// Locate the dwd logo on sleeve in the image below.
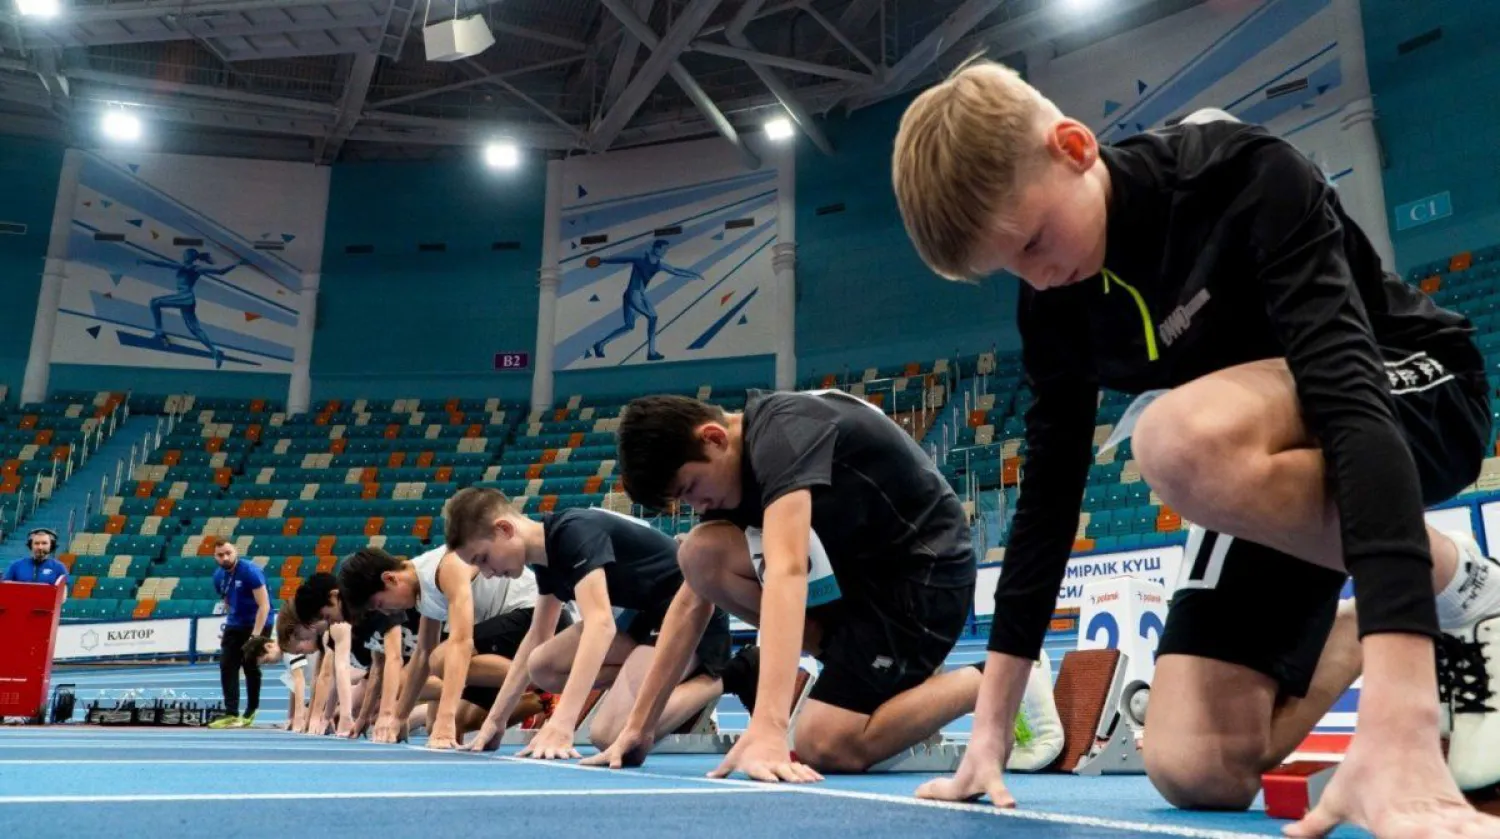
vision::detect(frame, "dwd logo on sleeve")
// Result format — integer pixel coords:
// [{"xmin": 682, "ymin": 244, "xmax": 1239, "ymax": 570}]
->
[{"xmin": 745, "ymin": 526, "xmax": 842, "ymax": 606}]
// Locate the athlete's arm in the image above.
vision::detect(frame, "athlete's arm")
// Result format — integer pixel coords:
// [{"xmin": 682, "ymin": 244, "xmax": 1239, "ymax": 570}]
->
[
  {"xmin": 468, "ymin": 595, "xmax": 565, "ymax": 751},
  {"xmin": 606, "ymin": 581, "xmax": 714, "ymax": 744},
  {"xmin": 752, "ymin": 489, "xmax": 813, "ymax": 737},
  {"xmin": 430, "ymin": 555, "xmax": 475, "ymax": 748},
  {"xmin": 249, "ymin": 585, "xmax": 270, "ymax": 638},
  {"xmin": 389, "ymin": 617, "xmax": 440, "ymax": 740},
  {"xmin": 662, "ymin": 263, "xmax": 703, "ymax": 280},
  {"xmin": 986, "ymin": 288, "xmax": 1100, "ymax": 661},
  {"xmin": 306, "ymin": 651, "xmax": 334, "ymax": 735},
  {"xmin": 1245, "ymin": 141, "xmax": 1438, "ymax": 707},
  {"xmin": 329, "ymin": 623, "xmax": 356, "ymax": 734},
  {"xmin": 548, "ymin": 571, "xmax": 614, "ymax": 737},
  {"xmin": 378, "ymin": 623, "xmax": 404, "ymax": 721}
]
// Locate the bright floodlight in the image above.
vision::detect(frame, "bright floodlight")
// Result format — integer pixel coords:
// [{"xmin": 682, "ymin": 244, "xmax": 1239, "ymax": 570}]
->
[
  {"xmin": 485, "ymin": 141, "xmax": 519, "ymax": 169},
  {"xmin": 16, "ymin": 0, "xmax": 60, "ymax": 18},
  {"xmin": 102, "ymin": 111, "xmax": 142, "ymax": 142},
  {"xmin": 764, "ymin": 116, "xmax": 794, "ymax": 141},
  {"xmin": 1065, "ymin": 0, "xmax": 1101, "ymax": 11}
]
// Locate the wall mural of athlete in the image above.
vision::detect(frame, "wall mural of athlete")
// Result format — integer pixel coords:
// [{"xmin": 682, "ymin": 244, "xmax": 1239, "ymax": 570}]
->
[
  {"xmin": 585, "ymin": 239, "xmax": 704, "ymax": 362},
  {"xmin": 136, "ymin": 247, "xmax": 248, "ymax": 369}
]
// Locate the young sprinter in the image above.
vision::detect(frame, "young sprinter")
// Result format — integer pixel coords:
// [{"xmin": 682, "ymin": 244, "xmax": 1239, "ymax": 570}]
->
[
  {"xmin": 608, "ymin": 388, "xmax": 986, "ymax": 782},
  {"xmin": 245, "ymin": 607, "xmax": 316, "ymax": 732},
  {"xmin": 890, "ymin": 59, "xmax": 1500, "ymax": 836},
  {"xmin": 210, "ymin": 540, "xmax": 273, "ymax": 728},
  {"xmin": 294, "ymin": 574, "xmax": 372, "ymax": 737},
  {"xmin": 292, "ymin": 571, "xmax": 514, "ymax": 740},
  {"xmin": 337, "ymin": 545, "xmax": 558, "ymax": 749},
  {"xmin": 442, "ymin": 488, "xmax": 732, "ymax": 757}
]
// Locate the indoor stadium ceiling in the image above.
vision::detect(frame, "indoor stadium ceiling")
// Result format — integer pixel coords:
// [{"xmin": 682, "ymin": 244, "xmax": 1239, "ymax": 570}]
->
[{"xmin": 0, "ymin": 0, "xmax": 1206, "ymax": 163}]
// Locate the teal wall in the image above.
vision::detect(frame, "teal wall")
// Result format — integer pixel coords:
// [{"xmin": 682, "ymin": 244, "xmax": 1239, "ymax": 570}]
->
[
  {"xmin": 1364, "ymin": 0, "xmax": 1500, "ymax": 271},
  {"xmin": 0, "ymin": 136, "xmax": 63, "ymax": 399},
  {"xmin": 310, "ymin": 155, "xmax": 545, "ymax": 401},
  {"xmin": 793, "ymin": 94, "xmax": 1018, "ymax": 383}
]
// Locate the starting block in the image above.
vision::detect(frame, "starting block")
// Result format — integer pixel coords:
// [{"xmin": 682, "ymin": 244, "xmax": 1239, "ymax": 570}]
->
[
  {"xmin": 1263, "ymin": 761, "xmax": 1500, "ymax": 821},
  {"xmin": 648, "ymin": 665, "xmax": 819, "ymax": 755},
  {"xmin": 1060, "ymin": 649, "xmax": 1149, "ymax": 776},
  {"xmin": 1262, "ymin": 761, "xmax": 1338, "ymax": 820},
  {"xmin": 501, "ymin": 687, "xmax": 607, "ymax": 747},
  {"xmin": 874, "ymin": 648, "xmax": 1147, "ymax": 775}
]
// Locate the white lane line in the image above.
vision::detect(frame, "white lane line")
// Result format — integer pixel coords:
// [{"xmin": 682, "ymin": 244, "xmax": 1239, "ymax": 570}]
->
[{"xmin": 0, "ymin": 788, "xmax": 779, "ymax": 805}]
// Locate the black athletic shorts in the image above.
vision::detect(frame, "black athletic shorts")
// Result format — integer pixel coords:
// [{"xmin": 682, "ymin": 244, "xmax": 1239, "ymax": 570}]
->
[
  {"xmin": 617, "ymin": 605, "xmax": 734, "ymax": 681},
  {"xmin": 807, "ymin": 577, "xmax": 973, "ymax": 716},
  {"xmin": 460, "ymin": 607, "xmax": 574, "ymax": 710},
  {"xmin": 1157, "ymin": 350, "xmax": 1492, "ymax": 696}
]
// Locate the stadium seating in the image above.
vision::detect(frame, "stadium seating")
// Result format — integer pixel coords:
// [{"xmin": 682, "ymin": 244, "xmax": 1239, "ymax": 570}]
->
[{"xmin": 53, "ymin": 244, "xmax": 1500, "ymax": 624}]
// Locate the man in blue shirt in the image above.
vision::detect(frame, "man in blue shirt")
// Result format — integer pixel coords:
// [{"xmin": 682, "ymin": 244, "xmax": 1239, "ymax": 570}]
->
[
  {"xmin": 2, "ymin": 528, "xmax": 69, "ymax": 596},
  {"xmin": 209, "ymin": 539, "xmax": 272, "ymax": 728}
]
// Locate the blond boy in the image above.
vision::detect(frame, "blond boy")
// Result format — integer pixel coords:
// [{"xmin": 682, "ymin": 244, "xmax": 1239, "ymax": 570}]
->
[{"xmin": 893, "ymin": 58, "xmax": 1500, "ymax": 837}]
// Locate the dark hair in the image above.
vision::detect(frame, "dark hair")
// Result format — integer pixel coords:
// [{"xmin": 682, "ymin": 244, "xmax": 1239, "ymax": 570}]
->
[
  {"xmin": 336, "ymin": 547, "xmax": 405, "ymax": 619},
  {"xmin": 617, "ymin": 395, "xmax": 724, "ymax": 510},
  {"xmin": 651, "ymin": 238, "xmax": 670, "ymax": 249},
  {"xmin": 444, "ymin": 487, "xmax": 517, "ymax": 549},
  {"xmin": 273, "ymin": 603, "xmax": 301, "ymax": 649},
  {"xmin": 293, "ymin": 572, "xmax": 338, "ymax": 624}
]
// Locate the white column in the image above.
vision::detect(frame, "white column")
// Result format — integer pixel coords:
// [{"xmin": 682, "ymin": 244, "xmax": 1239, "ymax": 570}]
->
[
  {"xmin": 530, "ymin": 158, "xmax": 565, "ymax": 410},
  {"xmin": 22, "ymin": 149, "xmax": 83, "ymax": 406},
  {"xmin": 286, "ymin": 272, "xmax": 319, "ymax": 416},
  {"xmin": 772, "ymin": 141, "xmax": 796, "ymax": 391},
  {"xmin": 1331, "ymin": 0, "xmax": 1397, "ymax": 270}
]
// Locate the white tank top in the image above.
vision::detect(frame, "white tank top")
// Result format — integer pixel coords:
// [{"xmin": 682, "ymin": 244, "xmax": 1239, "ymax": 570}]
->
[{"xmin": 412, "ymin": 544, "xmax": 539, "ymax": 625}]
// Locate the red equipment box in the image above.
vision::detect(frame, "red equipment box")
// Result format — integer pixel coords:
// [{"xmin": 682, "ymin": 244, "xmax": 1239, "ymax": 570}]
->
[{"xmin": 0, "ymin": 582, "xmax": 65, "ymax": 719}]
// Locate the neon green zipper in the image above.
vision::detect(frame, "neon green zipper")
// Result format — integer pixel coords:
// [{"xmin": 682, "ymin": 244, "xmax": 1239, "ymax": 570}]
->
[{"xmin": 1101, "ymin": 268, "xmax": 1159, "ymax": 361}]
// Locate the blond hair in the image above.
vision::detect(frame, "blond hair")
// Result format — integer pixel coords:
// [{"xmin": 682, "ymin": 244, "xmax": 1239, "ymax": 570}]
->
[
  {"xmin": 892, "ymin": 57, "xmax": 1051, "ymax": 282},
  {"xmin": 443, "ymin": 487, "xmax": 519, "ymax": 549}
]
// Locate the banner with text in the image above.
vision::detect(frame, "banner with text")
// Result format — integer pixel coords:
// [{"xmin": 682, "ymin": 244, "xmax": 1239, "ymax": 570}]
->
[{"xmin": 54, "ymin": 618, "xmax": 193, "ymax": 660}]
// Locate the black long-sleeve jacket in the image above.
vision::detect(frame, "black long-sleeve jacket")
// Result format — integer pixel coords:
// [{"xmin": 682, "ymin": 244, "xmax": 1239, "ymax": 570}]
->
[{"xmin": 988, "ymin": 119, "xmax": 1484, "ymax": 659}]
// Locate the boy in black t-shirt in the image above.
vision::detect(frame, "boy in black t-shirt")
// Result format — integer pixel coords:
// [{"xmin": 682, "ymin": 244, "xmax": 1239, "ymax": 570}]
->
[
  {"xmin": 610, "ymin": 389, "xmax": 984, "ymax": 782},
  {"xmin": 444, "ymin": 488, "xmax": 732, "ymax": 757}
]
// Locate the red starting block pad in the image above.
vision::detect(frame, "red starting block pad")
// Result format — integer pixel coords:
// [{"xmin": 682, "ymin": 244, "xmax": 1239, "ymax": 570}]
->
[
  {"xmin": 1265, "ymin": 761, "xmax": 1500, "ymax": 820},
  {"xmin": 1263, "ymin": 761, "xmax": 1339, "ymax": 820}
]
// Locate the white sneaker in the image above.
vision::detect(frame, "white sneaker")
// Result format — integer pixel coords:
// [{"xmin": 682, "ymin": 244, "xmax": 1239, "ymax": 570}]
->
[
  {"xmin": 1442, "ymin": 612, "xmax": 1500, "ymax": 791},
  {"xmin": 1006, "ymin": 650, "xmax": 1064, "ymax": 772}
]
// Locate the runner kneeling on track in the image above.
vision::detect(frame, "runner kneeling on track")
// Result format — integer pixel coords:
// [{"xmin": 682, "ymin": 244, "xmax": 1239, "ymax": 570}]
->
[{"xmin": 443, "ymin": 487, "xmax": 732, "ymax": 757}]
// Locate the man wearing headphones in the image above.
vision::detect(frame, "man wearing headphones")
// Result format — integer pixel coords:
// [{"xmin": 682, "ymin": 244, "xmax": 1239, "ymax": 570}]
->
[{"xmin": 3, "ymin": 528, "xmax": 68, "ymax": 596}]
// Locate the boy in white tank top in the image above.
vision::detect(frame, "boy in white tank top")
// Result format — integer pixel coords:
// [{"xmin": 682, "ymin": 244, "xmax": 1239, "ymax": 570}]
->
[{"xmin": 338, "ymin": 544, "xmax": 564, "ymax": 749}]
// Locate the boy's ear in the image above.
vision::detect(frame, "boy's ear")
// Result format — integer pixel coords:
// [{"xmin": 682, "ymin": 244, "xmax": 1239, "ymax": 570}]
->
[
  {"xmin": 380, "ymin": 569, "xmax": 398, "ymax": 589},
  {"xmin": 1048, "ymin": 119, "xmax": 1098, "ymax": 170},
  {"xmin": 495, "ymin": 517, "xmax": 515, "ymax": 539},
  {"xmin": 698, "ymin": 422, "xmax": 728, "ymax": 450}
]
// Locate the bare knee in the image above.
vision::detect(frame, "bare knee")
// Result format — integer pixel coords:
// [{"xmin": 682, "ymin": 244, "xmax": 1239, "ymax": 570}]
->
[
  {"xmin": 1144, "ymin": 736, "xmax": 1262, "ymax": 811},
  {"xmin": 588, "ymin": 715, "xmax": 621, "ymax": 750},
  {"xmin": 792, "ymin": 726, "xmax": 871, "ymax": 774},
  {"xmin": 429, "ymin": 642, "xmax": 449, "ymax": 678},
  {"xmin": 526, "ymin": 645, "xmax": 570, "ymax": 693},
  {"xmin": 678, "ymin": 521, "xmax": 747, "ymax": 591},
  {"xmin": 1133, "ymin": 398, "xmax": 1266, "ymax": 511}
]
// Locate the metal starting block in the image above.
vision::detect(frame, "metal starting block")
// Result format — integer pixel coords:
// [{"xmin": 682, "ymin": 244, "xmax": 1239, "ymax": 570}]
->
[
  {"xmin": 500, "ymin": 687, "xmax": 607, "ymax": 747},
  {"xmin": 871, "ymin": 741, "xmax": 970, "ymax": 772},
  {"xmin": 1055, "ymin": 648, "xmax": 1147, "ymax": 776},
  {"xmin": 866, "ymin": 648, "xmax": 1149, "ymax": 775}
]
